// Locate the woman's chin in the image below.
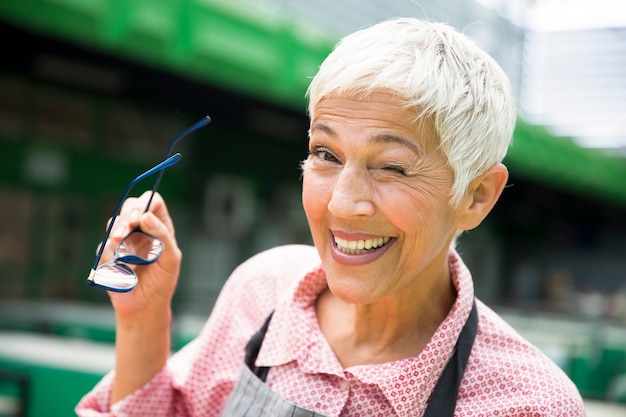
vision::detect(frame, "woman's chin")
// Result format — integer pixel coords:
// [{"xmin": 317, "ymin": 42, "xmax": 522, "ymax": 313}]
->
[{"xmin": 325, "ymin": 278, "xmax": 382, "ymax": 306}]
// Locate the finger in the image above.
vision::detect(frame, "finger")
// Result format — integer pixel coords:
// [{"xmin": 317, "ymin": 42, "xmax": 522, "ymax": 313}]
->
[
  {"xmin": 97, "ymin": 217, "xmax": 123, "ymax": 259},
  {"xmin": 139, "ymin": 211, "xmax": 181, "ymax": 270},
  {"xmin": 103, "ymin": 216, "xmax": 123, "ymax": 243},
  {"xmin": 109, "ymin": 197, "xmax": 144, "ymax": 240},
  {"xmin": 138, "ymin": 191, "xmax": 176, "ymax": 235},
  {"xmin": 94, "ymin": 236, "xmax": 117, "ymax": 267},
  {"xmin": 94, "ymin": 240, "xmax": 127, "ymax": 268}
]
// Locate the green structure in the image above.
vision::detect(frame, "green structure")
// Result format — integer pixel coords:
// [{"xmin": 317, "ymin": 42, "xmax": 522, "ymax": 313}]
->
[{"xmin": 2, "ymin": 0, "xmax": 625, "ymax": 205}]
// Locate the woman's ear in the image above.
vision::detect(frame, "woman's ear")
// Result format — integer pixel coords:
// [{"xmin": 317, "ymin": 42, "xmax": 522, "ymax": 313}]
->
[{"xmin": 455, "ymin": 163, "xmax": 509, "ymax": 231}]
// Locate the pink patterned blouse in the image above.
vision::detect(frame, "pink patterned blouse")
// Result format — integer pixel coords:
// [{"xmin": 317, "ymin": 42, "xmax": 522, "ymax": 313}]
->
[{"xmin": 76, "ymin": 244, "xmax": 585, "ymax": 416}]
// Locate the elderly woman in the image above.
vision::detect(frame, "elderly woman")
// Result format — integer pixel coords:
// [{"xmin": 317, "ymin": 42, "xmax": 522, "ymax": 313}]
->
[{"xmin": 77, "ymin": 17, "xmax": 584, "ymax": 416}]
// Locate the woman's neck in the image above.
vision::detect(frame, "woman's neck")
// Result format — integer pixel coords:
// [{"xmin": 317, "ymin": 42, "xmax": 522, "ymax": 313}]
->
[{"xmin": 316, "ymin": 267, "xmax": 457, "ymax": 368}]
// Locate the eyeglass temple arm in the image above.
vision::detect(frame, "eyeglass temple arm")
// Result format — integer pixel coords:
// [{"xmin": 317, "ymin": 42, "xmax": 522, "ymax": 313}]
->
[
  {"xmin": 144, "ymin": 115, "xmax": 211, "ymax": 213},
  {"xmin": 90, "ymin": 153, "xmax": 182, "ymax": 271}
]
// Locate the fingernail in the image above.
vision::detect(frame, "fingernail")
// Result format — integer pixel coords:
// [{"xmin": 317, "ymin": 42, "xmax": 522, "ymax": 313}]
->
[
  {"xmin": 112, "ymin": 225, "xmax": 126, "ymax": 238},
  {"xmin": 143, "ymin": 213, "xmax": 155, "ymax": 230},
  {"xmin": 129, "ymin": 209, "xmax": 140, "ymax": 222}
]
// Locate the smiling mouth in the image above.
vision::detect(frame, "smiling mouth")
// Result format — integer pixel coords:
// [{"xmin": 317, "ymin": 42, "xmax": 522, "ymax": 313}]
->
[{"xmin": 333, "ymin": 236, "xmax": 392, "ymax": 255}]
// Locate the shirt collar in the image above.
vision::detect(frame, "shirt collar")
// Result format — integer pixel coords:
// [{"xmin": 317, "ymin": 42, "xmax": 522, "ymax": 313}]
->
[
  {"xmin": 257, "ymin": 249, "xmax": 476, "ymax": 413},
  {"xmin": 257, "ymin": 265, "xmax": 345, "ymax": 375}
]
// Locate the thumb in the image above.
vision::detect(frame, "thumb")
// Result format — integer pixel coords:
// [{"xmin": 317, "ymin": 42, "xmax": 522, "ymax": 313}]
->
[
  {"xmin": 139, "ymin": 211, "xmax": 182, "ymax": 268},
  {"xmin": 140, "ymin": 210, "xmax": 159, "ymax": 236}
]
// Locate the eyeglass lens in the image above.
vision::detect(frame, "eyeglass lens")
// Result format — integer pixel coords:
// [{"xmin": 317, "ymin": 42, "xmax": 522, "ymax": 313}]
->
[
  {"xmin": 92, "ymin": 262, "xmax": 137, "ymax": 292},
  {"xmin": 92, "ymin": 231, "xmax": 164, "ymax": 290},
  {"xmin": 116, "ymin": 231, "xmax": 163, "ymax": 264}
]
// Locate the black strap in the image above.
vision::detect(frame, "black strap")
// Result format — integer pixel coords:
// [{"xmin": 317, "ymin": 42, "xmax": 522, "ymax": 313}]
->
[
  {"xmin": 244, "ymin": 312, "xmax": 273, "ymax": 382},
  {"xmin": 423, "ymin": 299, "xmax": 478, "ymax": 416}
]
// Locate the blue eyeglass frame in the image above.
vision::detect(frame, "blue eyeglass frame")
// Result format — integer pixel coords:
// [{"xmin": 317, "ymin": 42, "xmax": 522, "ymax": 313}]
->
[
  {"xmin": 86, "ymin": 153, "xmax": 182, "ymax": 288},
  {"xmin": 145, "ymin": 115, "xmax": 211, "ymax": 210},
  {"xmin": 86, "ymin": 114, "xmax": 212, "ymax": 291}
]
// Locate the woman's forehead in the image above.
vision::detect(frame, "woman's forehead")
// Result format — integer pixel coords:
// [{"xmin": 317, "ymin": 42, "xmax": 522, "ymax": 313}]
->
[{"xmin": 310, "ymin": 92, "xmax": 438, "ymax": 149}]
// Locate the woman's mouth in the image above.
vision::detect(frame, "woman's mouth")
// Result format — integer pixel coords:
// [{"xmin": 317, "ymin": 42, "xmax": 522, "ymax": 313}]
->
[{"xmin": 334, "ymin": 236, "xmax": 392, "ymax": 255}]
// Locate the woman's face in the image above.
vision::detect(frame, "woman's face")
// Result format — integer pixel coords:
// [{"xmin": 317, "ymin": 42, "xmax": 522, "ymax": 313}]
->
[{"xmin": 302, "ymin": 91, "xmax": 464, "ymax": 305}]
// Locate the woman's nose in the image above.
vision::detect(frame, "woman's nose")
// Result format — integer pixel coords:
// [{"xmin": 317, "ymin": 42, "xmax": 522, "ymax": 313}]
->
[{"xmin": 327, "ymin": 167, "xmax": 375, "ymax": 218}]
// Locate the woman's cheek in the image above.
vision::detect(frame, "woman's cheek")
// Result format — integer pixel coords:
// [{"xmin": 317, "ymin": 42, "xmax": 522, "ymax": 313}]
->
[
  {"xmin": 302, "ymin": 173, "xmax": 319, "ymax": 217},
  {"xmin": 302, "ymin": 172, "xmax": 331, "ymax": 219}
]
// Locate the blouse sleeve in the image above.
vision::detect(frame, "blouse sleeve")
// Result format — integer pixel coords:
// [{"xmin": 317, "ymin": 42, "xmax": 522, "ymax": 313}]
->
[
  {"xmin": 75, "ymin": 367, "xmax": 179, "ymax": 417},
  {"xmin": 75, "ymin": 244, "xmax": 316, "ymax": 417},
  {"xmin": 74, "ymin": 304, "xmax": 242, "ymax": 417}
]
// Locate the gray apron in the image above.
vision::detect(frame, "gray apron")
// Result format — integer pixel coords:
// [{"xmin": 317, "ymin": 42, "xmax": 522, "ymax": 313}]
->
[{"xmin": 221, "ymin": 300, "xmax": 478, "ymax": 417}]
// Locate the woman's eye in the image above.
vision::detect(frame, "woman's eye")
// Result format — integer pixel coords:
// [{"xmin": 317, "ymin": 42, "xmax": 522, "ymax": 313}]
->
[
  {"xmin": 382, "ymin": 165, "xmax": 407, "ymax": 176},
  {"xmin": 311, "ymin": 147, "xmax": 339, "ymax": 163}
]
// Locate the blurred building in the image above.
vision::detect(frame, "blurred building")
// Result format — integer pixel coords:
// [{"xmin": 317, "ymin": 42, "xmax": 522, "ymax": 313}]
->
[
  {"xmin": 0, "ymin": 0, "xmax": 624, "ymax": 316},
  {"xmin": 521, "ymin": 0, "xmax": 626, "ymax": 153},
  {"xmin": 0, "ymin": 0, "xmax": 622, "ymax": 318}
]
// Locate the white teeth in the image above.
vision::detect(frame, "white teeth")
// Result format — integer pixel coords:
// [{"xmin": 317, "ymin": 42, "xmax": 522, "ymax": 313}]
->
[{"xmin": 334, "ymin": 236, "xmax": 391, "ymax": 254}]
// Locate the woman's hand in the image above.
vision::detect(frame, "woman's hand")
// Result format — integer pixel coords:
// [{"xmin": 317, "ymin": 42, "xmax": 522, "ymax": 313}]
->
[{"xmin": 100, "ymin": 190, "xmax": 182, "ymax": 318}]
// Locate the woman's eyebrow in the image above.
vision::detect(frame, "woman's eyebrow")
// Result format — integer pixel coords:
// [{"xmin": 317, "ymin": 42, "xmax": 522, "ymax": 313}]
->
[
  {"xmin": 310, "ymin": 122, "xmax": 334, "ymax": 136},
  {"xmin": 310, "ymin": 123, "xmax": 423, "ymax": 155},
  {"xmin": 373, "ymin": 134, "xmax": 423, "ymax": 156}
]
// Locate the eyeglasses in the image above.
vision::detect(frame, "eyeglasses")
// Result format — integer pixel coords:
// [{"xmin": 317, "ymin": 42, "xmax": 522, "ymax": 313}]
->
[
  {"xmin": 86, "ymin": 153, "xmax": 181, "ymax": 291},
  {"xmin": 86, "ymin": 116, "xmax": 211, "ymax": 292}
]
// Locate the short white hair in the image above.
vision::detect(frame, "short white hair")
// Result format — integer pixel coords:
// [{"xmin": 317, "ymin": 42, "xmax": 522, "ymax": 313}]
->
[{"xmin": 307, "ymin": 17, "xmax": 516, "ymax": 208}]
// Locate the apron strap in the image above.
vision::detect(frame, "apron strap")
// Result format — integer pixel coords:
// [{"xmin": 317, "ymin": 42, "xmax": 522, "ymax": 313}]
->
[
  {"xmin": 423, "ymin": 298, "xmax": 478, "ymax": 416},
  {"xmin": 244, "ymin": 312, "xmax": 273, "ymax": 382}
]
